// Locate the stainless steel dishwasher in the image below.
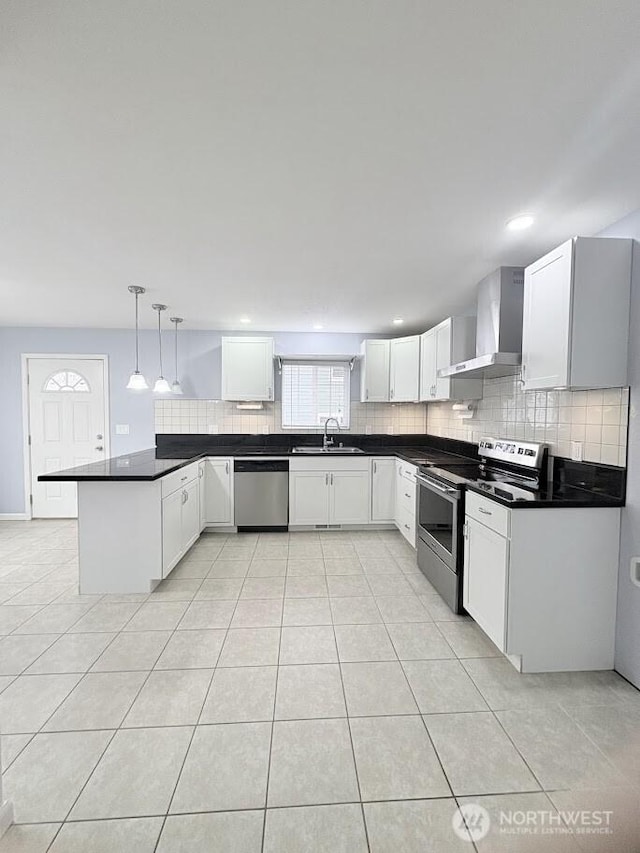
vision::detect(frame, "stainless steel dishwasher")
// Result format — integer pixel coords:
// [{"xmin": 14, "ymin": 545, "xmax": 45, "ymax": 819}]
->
[{"xmin": 234, "ymin": 458, "xmax": 289, "ymax": 531}]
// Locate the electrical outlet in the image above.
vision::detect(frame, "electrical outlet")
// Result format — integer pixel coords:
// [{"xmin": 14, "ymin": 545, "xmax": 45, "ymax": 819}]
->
[
  {"xmin": 115, "ymin": 424, "xmax": 129, "ymax": 435},
  {"xmin": 571, "ymin": 441, "xmax": 583, "ymax": 462},
  {"xmin": 208, "ymin": 425, "xmax": 219, "ymax": 434},
  {"xmin": 365, "ymin": 425, "xmax": 373, "ymax": 435}
]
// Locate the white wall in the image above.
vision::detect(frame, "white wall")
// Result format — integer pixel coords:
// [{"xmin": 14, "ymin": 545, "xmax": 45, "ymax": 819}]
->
[
  {"xmin": 597, "ymin": 211, "xmax": 640, "ymax": 687},
  {"xmin": 0, "ymin": 327, "xmax": 394, "ymax": 513}
]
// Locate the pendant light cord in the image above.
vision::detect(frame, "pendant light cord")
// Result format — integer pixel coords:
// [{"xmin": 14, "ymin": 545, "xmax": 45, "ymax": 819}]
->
[
  {"xmin": 174, "ymin": 322, "xmax": 179, "ymax": 383},
  {"xmin": 157, "ymin": 309, "xmax": 164, "ymax": 377},
  {"xmin": 134, "ymin": 292, "xmax": 140, "ymax": 372}
]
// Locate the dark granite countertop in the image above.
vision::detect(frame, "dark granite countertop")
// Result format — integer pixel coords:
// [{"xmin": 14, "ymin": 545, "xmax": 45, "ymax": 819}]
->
[
  {"xmin": 38, "ymin": 434, "xmax": 478, "ymax": 481},
  {"xmin": 38, "ymin": 449, "xmax": 206, "ymax": 482},
  {"xmin": 465, "ymin": 481, "xmax": 624, "ymax": 509},
  {"xmin": 39, "ymin": 435, "xmax": 625, "ymax": 509}
]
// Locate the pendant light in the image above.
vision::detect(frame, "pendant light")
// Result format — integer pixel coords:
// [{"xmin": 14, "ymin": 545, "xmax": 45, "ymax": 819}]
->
[
  {"xmin": 152, "ymin": 303, "xmax": 171, "ymax": 394},
  {"xmin": 126, "ymin": 286, "xmax": 149, "ymax": 390},
  {"xmin": 169, "ymin": 316, "xmax": 184, "ymax": 395}
]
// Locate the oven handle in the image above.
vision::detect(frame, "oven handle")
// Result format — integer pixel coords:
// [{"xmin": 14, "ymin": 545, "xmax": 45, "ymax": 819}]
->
[{"xmin": 416, "ymin": 474, "xmax": 458, "ymax": 497}]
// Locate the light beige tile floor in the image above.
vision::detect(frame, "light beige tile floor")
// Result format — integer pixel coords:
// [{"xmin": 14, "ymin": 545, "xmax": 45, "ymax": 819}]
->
[{"xmin": 0, "ymin": 519, "xmax": 639, "ymax": 851}]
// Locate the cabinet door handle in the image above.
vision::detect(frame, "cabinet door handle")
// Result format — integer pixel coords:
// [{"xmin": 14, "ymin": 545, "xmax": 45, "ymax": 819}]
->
[
  {"xmin": 478, "ymin": 508, "xmax": 492, "ymax": 516},
  {"xmin": 330, "ymin": 473, "xmax": 334, "ymax": 485},
  {"xmin": 390, "ymin": 388, "xmax": 394, "ymax": 399},
  {"xmin": 325, "ymin": 473, "xmax": 329, "ymax": 486},
  {"xmin": 404, "ymin": 524, "xmax": 410, "ymax": 530},
  {"xmin": 405, "ymin": 492, "xmax": 411, "ymax": 498},
  {"xmin": 268, "ymin": 386, "xmax": 272, "ymax": 398},
  {"xmin": 225, "ymin": 461, "xmax": 229, "ymax": 475},
  {"xmin": 373, "ymin": 461, "xmax": 377, "ymax": 474},
  {"xmin": 181, "ymin": 475, "xmax": 188, "ymax": 481},
  {"xmin": 366, "ymin": 388, "xmax": 369, "ymax": 400}
]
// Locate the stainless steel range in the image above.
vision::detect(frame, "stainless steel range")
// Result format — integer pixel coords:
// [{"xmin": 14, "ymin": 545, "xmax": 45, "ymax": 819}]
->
[{"xmin": 416, "ymin": 437, "xmax": 547, "ymax": 613}]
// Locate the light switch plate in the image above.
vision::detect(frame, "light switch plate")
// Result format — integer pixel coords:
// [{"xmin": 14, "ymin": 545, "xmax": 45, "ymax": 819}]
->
[
  {"xmin": 571, "ymin": 441, "xmax": 584, "ymax": 462},
  {"xmin": 115, "ymin": 424, "xmax": 129, "ymax": 435}
]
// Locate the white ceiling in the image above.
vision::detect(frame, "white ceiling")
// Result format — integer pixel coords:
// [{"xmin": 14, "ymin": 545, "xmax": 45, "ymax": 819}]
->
[{"xmin": 2, "ymin": 0, "xmax": 640, "ymax": 332}]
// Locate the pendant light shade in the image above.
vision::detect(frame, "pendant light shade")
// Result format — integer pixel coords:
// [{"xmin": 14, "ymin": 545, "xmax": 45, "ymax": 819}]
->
[
  {"xmin": 170, "ymin": 317, "xmax": 184, "ymax": 395},
  {"xmin": 126, "ymin": 286, "xmax": 148, "ymax": 390},
  {"xmin": 152, "ymin": 303, "xmax": 171, "ymax": 394}
]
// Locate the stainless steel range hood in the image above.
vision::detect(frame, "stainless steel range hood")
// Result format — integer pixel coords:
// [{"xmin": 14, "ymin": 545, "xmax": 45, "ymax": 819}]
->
[{"xmin": 439, "ymin": 266, "xmax": 524, "ymax": 380}]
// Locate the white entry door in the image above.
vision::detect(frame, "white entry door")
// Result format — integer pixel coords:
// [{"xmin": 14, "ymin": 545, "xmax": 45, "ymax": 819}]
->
[{"xmin": 27, "ymin": 357, "xmax": 108, "ymax": 518}]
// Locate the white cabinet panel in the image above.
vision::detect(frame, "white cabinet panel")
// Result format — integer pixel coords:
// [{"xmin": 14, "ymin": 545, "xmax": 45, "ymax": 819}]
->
[
  {"xmin": 463, "ymin": 516, "xmax": 509, "ymax": 652},
  {"xmin": 522, "ymin": 240, "xmax": 573, "ymax": 390},
  {"xmin": 371, "ymin": 458, "xmax": 395, "ymax": 523},
  {"xmin": 330, "ymin": 470, "xmax": 370, "ymax": 525},
  {"xmin": 420, "ymin": 318, "xmax": 481, "ymax": 402},
  {"xmin": 221, "ymin": 337, "xmax": 274, "ymax": 401},
  {"xmin": 162, "ymin": 489, "xmax": 184, "ymax": 576},
  {"xmin": 182, "ymin": 479, "xmax": 200, "ymax": 551},
  {"xmin": 198, "ymin": 461, "xmax": 206, "ymax": 531},
  {"xmin": 203, "ymin": 458, "xmax": 233, "ymax": 525},
  {"xmin": 522, "ymin": 237, "xmax": 632, "ymax": 390},
  {"xmin": 289, "ymin": 471, "xmax": 330, "ymax": 525},
  {"xmin": 419, "ymin": 328, "xmax": 438, "ymax": 401},
  {"xmin": 360, "ymin": 340, "xmax": 390, "ymax": 402},
  {"xmin": 389, "ymin": 335, "xmax": 420, "ymax": 402}
]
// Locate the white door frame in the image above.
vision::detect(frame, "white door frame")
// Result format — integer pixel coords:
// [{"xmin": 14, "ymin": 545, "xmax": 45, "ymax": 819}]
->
[{"xmin": 21, "ymin": 354, "xmax": 111, "ymax": 520}]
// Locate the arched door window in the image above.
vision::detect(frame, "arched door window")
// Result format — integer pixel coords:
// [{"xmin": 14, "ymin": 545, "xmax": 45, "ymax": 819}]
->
[{"xmin": 43, "ymin": 370, "xmax": 91, "ymax": 392}]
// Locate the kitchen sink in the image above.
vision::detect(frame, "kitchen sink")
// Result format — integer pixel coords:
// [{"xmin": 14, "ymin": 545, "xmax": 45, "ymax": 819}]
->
[{"xmin": 292, "ymin": 446, "xmax": 364, "ymax": 454}]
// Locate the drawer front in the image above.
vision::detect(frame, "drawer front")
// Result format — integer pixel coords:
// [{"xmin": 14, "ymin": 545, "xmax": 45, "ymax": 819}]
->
[
  {"xmin": 397, "ymin": 461, "xmax": 418, "ymax": 483},
  {"xmin": 396, "ymin": 506, "xmax": 416, "ymax": 547},
  {"xmin": 289, "ymin": 457, "xmax": 370, "ymax": 472},
  {"xmin": 161, "ymin": 462, "xmax": 199, "ymax": 498},
  {"xmin": 466, "ymin": 490, "xmax": 510, "ymax": 538},
  {"xmin": 398, "ymin": 481, "xmax": 416, "ymax": 514}
]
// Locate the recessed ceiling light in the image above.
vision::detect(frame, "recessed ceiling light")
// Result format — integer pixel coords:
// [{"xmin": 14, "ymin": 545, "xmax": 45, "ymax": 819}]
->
[
  {"xmin": 392, "ymin": 317, "xmax": 404, "ymax": 325},
  {"xmin": 239, "ymin": 317, "xmax": 251, "ymax": 324},
  {"xmin": 313, "ymin": 323, "xmax": 324, "ymax": 330},
  {"xmin": 506, "ymin": 214, "xmax": 535, "ymax": 232}
]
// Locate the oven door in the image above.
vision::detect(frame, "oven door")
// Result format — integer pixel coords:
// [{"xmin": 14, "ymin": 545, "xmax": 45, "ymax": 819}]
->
[{"xmin": 416, "ymin": 474, "xmax": 459, "ymax": 571}]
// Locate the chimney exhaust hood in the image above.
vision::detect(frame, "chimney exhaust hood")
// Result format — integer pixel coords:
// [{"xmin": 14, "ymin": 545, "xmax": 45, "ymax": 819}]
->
[{"xmin": 439, "ymin": 266, "xmax": 524, "ymax": 380}]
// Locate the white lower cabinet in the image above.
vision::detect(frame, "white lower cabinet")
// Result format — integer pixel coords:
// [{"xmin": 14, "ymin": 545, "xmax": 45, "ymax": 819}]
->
[
  {"xmin": 330, "ymin": 471, "xmax": 370, "ymax": 525},
  {"xmin": 394, "ymin": 460, "xmax": 417, "ymax": 547},
  {"xmin": 463, "ymin": 516, "xmax": 509, "ymax": 651},
  {"xmin": 371, "ymin": 458, "xmax": 395, "ymax": 523},
  {"xmin": 289, "ymin": 458, "xmax": 370, "ymax": 526},
  {"xmin": 462, "ymin": 490, "xmax": 621, "ymax": 673},
  {"xmin": 161, "ymin": 488, "xmax": 184, "ymax": 576},
  {"xmin": 202, "ymin": 458, "xmax": 233, "ymax": 526},
  {"xmin": 289, "ymin": 471, "xmax": 330, "ymax": 525},
  {"xmin": 161, "ymin": 469, "xmax": 201, "ymax": 577}
]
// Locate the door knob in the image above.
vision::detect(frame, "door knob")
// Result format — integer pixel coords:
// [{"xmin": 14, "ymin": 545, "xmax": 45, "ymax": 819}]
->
[
  {"xmin": 95, "ymin": 446, "xmax": 103, "ymax": 451},
  {"xmin": 96, "ymin": 434, "xmax": 103, "ymax": 440}
]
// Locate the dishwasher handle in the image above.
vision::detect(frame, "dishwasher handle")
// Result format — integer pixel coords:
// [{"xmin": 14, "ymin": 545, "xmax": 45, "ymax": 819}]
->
[{"xmin": 234, "ymin": 460, "xmax": 289, "ymax": 473}]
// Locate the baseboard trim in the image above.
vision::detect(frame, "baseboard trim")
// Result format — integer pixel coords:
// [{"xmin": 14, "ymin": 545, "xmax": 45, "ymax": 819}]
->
[
  {"xmin": 0, "ymin": 799, "xmax": 14, "ymax": 840},
  {"xmin": 0, "ymin": 514, "xmax": 29, "ymax": 521}
]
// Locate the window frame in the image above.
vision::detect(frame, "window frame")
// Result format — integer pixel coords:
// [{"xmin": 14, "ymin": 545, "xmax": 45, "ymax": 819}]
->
[{"xmin": 280, "ymin": 359, "xmax": 351, "ymax": 430}]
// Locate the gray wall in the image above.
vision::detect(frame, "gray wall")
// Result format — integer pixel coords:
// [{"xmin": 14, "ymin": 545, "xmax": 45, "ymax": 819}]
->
[
  {"xmin": 0, "ymin": 328, "xmax": 367, "ymax": 514},
  {"xmin": 597, "ymin": 209, "xmax": 640, "ymax": 687}
]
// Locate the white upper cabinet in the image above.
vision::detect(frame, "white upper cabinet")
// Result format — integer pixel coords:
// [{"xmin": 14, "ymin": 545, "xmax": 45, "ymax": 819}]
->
[
  {"xmin": 522, "ymin": 237, "xmax": 632, "ymax": 391},
  {"xmin": 221, "ymin": 337, "xmax": 275, "ymax": 401},
  {"xmin": 420, "ymin": 317, "xmax": 482, "ymax": 402},
  {"xmin": 389, "ymin": 335, "xmax": 420, "ymax": 402},
  {"xmin": 360, "ymin": 339, "xmax": 390, "ymax": 402}
]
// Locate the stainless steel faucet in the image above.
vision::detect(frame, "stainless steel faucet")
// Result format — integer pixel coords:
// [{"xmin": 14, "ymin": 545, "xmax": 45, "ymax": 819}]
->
[{"xmin": 323, "ymin": 417, "xmax": 341, "ymax": 450}]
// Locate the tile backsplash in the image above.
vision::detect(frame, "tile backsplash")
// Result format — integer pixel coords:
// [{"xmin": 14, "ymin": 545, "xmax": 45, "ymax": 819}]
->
[
  {"xmin": 155, "ymin": 400, "xmax": 427, "ymax": 436},
  {"xmin": 155, "ymin": 373, "xmax": 630, "ymax": 467},
  {"xmin": 427, "ymin": 373, "xmax": 629, "ymax": 466}
]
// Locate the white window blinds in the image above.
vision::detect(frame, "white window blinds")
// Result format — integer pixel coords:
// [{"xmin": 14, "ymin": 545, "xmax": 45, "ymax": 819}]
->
[{"xmin": 281, "ymin": 361, "xmax": 350, "ymax": 429}]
